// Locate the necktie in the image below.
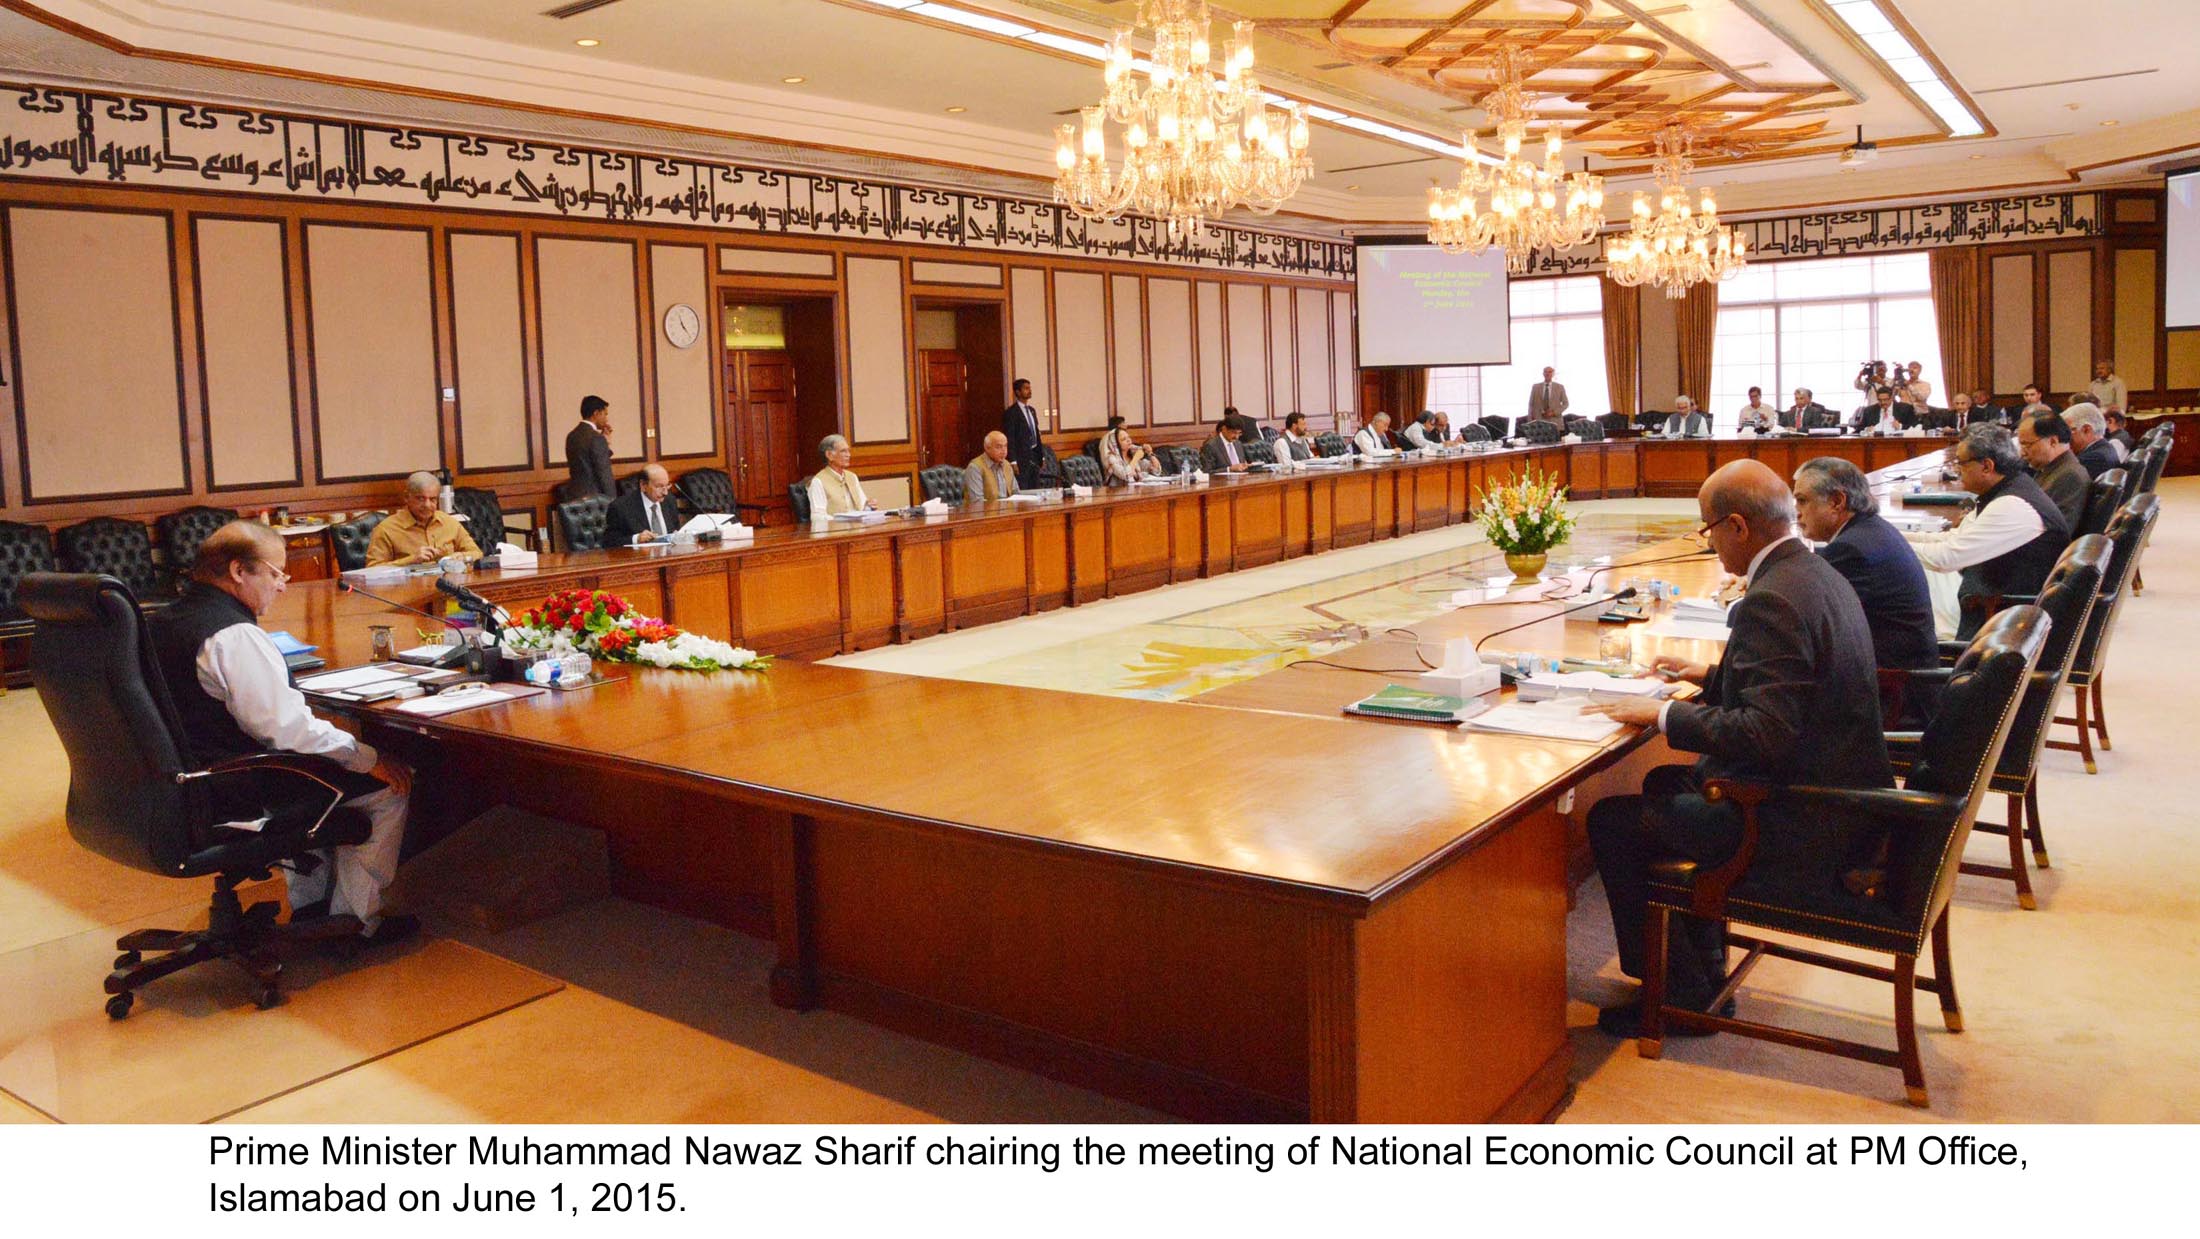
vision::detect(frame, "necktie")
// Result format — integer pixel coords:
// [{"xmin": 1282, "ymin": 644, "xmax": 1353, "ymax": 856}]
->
[
  {"xmin": 648, "ymin": 495, "xmax": 665, "ymax": 536},
  {"xmin": 1543, "ymin": 383, "xmax": 1552, "ymax": 410},
  {"xmin": 1225, "ymin": 438, "xmax": 1239, "ymax": 465}
]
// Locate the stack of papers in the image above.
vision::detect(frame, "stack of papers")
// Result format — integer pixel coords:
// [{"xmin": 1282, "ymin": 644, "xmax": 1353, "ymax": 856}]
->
[
  {"xmin": 829, "ymin": 509, "xmax": 887, "ymax": 523},
  {"xmin": 1514, "ymin": 671, "xmax": 1680, "ymax": 703},
  {"xmin": 1672, "ymin": 597, "xmax": 1730, "ymax": 625},
  {"xmin": 1468, "ymin": 700, "xmax": 1625, "ymax": 743}
]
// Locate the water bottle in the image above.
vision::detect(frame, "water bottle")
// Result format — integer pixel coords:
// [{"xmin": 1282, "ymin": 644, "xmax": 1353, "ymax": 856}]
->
[{"xmin": 437, "ymin": 466, "xmax": 455, "ymax": 514}]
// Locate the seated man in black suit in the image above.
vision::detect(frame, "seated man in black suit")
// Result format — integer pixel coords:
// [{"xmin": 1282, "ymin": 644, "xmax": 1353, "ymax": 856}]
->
[
  {"xmin": 1793, "ymin": 456, "xmax": 1940, "ymax": 716},
  {"xmin": 1198, "ymin": 414, "xmax": 1252, "ymax": 474},
  {"xmin": 604, "ymin": 463, "xmax": 681, "ymax": 546},
  {"xmin": 1850, "ymin": 385, "xmax": 1918, "ymax": 435},
  {"xmin": 1780, "ymin": 387, "xmax": 1833, "ymax": 431},
  {"xmin": 1582, "ymin": 460, "xmax": 1894, "ymax": 1036}
]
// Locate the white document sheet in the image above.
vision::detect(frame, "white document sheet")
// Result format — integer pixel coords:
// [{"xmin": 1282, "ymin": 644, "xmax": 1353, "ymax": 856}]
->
[{"xmin": 1468, "ymin": 700, "xmax": 1625, "ymax": 743}]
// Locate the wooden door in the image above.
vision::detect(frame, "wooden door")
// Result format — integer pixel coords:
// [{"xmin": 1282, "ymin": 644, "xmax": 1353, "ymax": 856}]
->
[
  {"xmin": 727, "ymin": 349, "xmax": 797, "ymax": 509},
  {"xmin": 1358, "ymin": 370, "xmax": 1383, "ymax": 423},
  {"xmin": 919, "ymin": 348, "xmax": 969, "ymax": 471}
]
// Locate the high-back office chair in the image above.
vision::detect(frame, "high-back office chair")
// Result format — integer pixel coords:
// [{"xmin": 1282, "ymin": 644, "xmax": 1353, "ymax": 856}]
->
[
  {"xmin": 447, "ymin": 487, "xmax": 507, "ymax": 553},
  {"xmin": 0, "ymin": 520, "xmax": 56, "ymax": 627},
  {"xmin": 1152, "ymin": 444, "xmax": 1197, "ymax": 473},
  {"xmin": 1635, "ymin": 410, "xmax": 1670, "ymax": 433},
  {"xmin": 1477, "ymin": 415, "xmax": 1511, "ymax": 440},
  {"xmin": 1894, "ymin": 536, "xmax": 2106, "ymax": 909},
  {"xmin": 787, "ymin": 480, "xmax": 813, "ymax": 523},
  {"xmin": 555, "ymin": 495, "xmax": 612, "ymax": 552},
  {"xmin": 1459, "ymin": 423, "xmax": 1491, "ymax": 444},
  {"xmin": 1565, "ymin": 416, "xmax": 1605, "ymax": 442},
  {"xmin": 1313, "ymin": 433, "xmax": 1350, "ymax": 458},
  {"xmin": 1061, "ymin": 454, "xmax": 1104, "ymax": 488},
  {"xmin": 1033, "ymin": 443, "xmax": 1066, "ymax": 489},
  {"xmin": 1634, "ymin": 605, "xmax": 2048, "ymax": 1106},
  {"xmin": 676, "ymin": 467, "xmax": 766, "ymax": 527},
  {"xmin": 21, "ymin": 573, "xmax": 378, "ymax": 1017},
  {"xmin": 1240, "ymin": 438, "xmax": 1275, "ymax": 465},
  {"xmin": 328, "ymin": 511, "xmax": 385, "ymax": 573},
  {"xmin": 2126, "ymin": 444, "xmax": 2166, "ymax": 595},
  {"xmin": 2049, "ymin": 495, "xmax": 2159, "ymax": 774},
  {"xmin": 1519, "ymin": 418, "xmax": 1562, "ymax": 445},
  {"xmin": 154, "ymin": 506, "xmax": 239, "ymax": 592},
  {"xmin": 1260, "ymin": 424, "xmax": 1280, "ymax": 444},
  {"xmin": 918, "ymin": 465, "xmax": 967, "ymax": 505},
  {"xmin": 55, "ymin": 517, "xmax": 166, "ymax": 603},
  {"xmin": 1598, "ymin": 412, "xmax": 1632, "ymax": 437},
  {"xmin": 2075, "ymin": 468, "xmax": 2129, "ymax": 540}
]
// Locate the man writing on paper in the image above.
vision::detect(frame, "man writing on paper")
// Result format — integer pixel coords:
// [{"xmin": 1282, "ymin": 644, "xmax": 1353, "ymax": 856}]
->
[
  {"xmin": 148, "ymin": 521, "xmax": 416, "ymax": 942},
  {"xmin": 605, "ymin": 463, "xmax": 682, "ymax": 546},
  {"xmin": 367, "ymin": 471, "xmax": 481, "ymax": 567},
  {"xmin": 1580, "ymin": 460, "xmax": 1891, "ymax": 1037},
  {"xmin": 1200, "ymin": 414, "xmax": 1253, "ymax": 474}
]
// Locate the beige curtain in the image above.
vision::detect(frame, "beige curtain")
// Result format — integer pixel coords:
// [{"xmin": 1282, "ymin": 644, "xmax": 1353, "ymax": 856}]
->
[
  {"xmin": 1929, "ymin": 247, "xmax": 1981, "ymax": 399},
  {"xmin": 1676, "ymin": 281, "xmax": 1720, "ymax": 411},
  {"xmin": 1600, "ymin": 277, "xmax": 1641, "ymax": 415}
]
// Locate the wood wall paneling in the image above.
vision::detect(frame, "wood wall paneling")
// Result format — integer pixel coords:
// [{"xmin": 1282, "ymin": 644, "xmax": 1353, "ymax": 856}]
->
[
  {"xmin": 1008, "ymin": 267, "xmax": 1052, "ymax": 417},
  {"xmin": 1110, "ymin": 275, "xmax": 1146, "ymax": 425},
  {"xmin": 865, "ymin": 473, "xmax": 913, "ymax": 509},
  {"xmin": 2113, "ymin": 248, "xmax": 2158, "ymax": 396},
  {"xmin": 910, "ymin": 260, "xmax": 1002, "ymax": 287},
  {"xmin": 1195, "ymin": 281, "xmax": 1226, "ymax": 424},
  {"xmin": 1226, "ymin": 282, "xmax": 1269, "ymax": 416},
  {"xmin": 2168, "ymin": 329, "xmax": 2200, "ymax": 391},
  {"xmin": 1266, "ymin": 287, "xmax": 1294, "ymax": 419},
  {"xmin": 843, "ymin": 256, "xmax": 911, "ymax": 446},
  {"xmin": 304, "ymin": 223, "xmax": 440, "ymax": 484},
  {"xmin": 1052, "ymin": 271, "xmax": 1109, "ymax": 430},
  {"xmin": 537, "ymin": 236, "xmax": 643, "ymax": 465},
  {"xmin": 1990, "ymin": 253, "xmax": 2036, "ymax": 394},
  {"xmin": 1295, "ymin": 287, "xmax": 1332, "ymax": 419},
  {"xmin": 1331, "ymin": 291, "xmax": 1355, "ymax": 416},
  {"xmin": 8, "ymin": 206, "xmax": 188, "ymax": 501},
  {"xmin": 649, "ymin": 243, "xmax": 715, "ymax": 458},
  {"xmin": 447, "ymin": 231, "xmax": 531, "ymax": 473},
  {"xmin": 193, "ymin": 217, "xmax": 299, "ymax": 489},
  {"xmin": 719, "ymin": 247, "xmax": 836, "ymax": 277},
  {"xmin": 2046, "ymin": 250, "xmax": 2094, "ymax": 394},
  {"xmin": 1146, "ymin": 278, "xmax": 1196, "ymax": 425}
]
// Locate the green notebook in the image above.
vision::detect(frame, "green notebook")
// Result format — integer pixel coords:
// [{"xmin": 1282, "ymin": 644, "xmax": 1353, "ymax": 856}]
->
[{"xmin": 1347, "ymin": 683, "xmax": 1471, "ymax": 723}]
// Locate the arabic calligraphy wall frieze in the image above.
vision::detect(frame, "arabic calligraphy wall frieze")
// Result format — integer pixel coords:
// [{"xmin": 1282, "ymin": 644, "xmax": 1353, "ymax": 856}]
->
[{"xmin": 0, "ymin": 82, "xmax": 1355, "ymax": 280}]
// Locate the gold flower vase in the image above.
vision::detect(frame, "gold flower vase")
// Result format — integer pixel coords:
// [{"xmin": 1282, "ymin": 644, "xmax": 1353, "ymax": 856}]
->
[{"xmin": 1504, "ymin": 551, "xmax": 1548, "ymax": 582}]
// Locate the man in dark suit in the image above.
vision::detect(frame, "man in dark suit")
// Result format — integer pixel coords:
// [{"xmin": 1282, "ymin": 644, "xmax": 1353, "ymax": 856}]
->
[
  {"xmin": 564, "ymin": 395, "xmax": 616, "ymax": 499},
  {"xmin": 2066, "ymin": 403, "xmax": 2122, "ymax": 478},
  {"xmin": 603, "ymin": 463, "xmax": 680, "ymax": 546},
  {"xmin": 1793, "ymin": 456, "xmax": 1940, "ymax": 714},
  {"xmin": 1002, "ymin": 378, "xmax": 1044, "ymax": 489},
  {"xmin": 1780, "ymin": 388, "xmax": 1832, "ymax": 431},
  {"xmin": 1198, "ymin": 414, "xmax": 1251, "ymax": 474},
  {"xmin": 1583, "ymin": 460, "xmax": 1893, "ymax": 1036},
  {"xmin": 1850, "ymin": 385, "xmax": 1918, "ymax": 435}
]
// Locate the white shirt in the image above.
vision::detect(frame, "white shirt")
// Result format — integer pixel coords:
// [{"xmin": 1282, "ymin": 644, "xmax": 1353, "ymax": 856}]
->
[
  {"xmin": 1354, "ymin": 427, "xmax": 1396, "ymax": 457},
  {"xmin": 1654, "ymin": 534, "xmax": 1801, "ymax": 732},
  {"xmin": 1402, "ymin": 423, "xmax": 1435, "ymax": 449},
  {"xmin": 1275, "ymin": 431, "xmax": 1313, "ymax": 466},
  {"xmin": 805, "ymin": 467, "xmax": 871, "ymax": 516},
  {"xmin": 1903, "ymin": 488, "xmax": 2046, "ymax": 574},
  {"xmin": 1738, "ymin": 402, "xmax": 1776, "ymax": 429},
  {"xmin": 2089, "ymin": 375, "xmax": 2127, "ymax": 412},
  {"xmin": 196, "ymin": 624, "xmax": 377, "ymax": 773}
]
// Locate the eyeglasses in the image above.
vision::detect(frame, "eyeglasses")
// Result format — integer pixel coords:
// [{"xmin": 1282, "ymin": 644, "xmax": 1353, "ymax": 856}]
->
[{"xmin": 257, "ymin": 560, "xmax": 290, "ymax": 584}]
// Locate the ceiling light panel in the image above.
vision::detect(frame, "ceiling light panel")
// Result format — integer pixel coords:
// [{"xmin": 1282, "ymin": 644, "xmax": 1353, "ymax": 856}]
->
[
  {"xmin": 1821, "ymin": 0, "xmax": 1985, "ymax": 139},
  {"xmin": 909, "ymin": 3, "xmax": 1033, "ymax": 38}
]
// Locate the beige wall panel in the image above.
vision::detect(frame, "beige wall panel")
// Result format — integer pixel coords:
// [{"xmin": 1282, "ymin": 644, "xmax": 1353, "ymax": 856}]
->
[
  {"xmin": 195, "ymin": 218, "xmax": 296, "ymax": 487},
  {"xmin": 9, "ymin": 208, "xmax": 184, "ymax": 498},
  {"xmin": 1332, "ymin": 291, "xmax": 1355, "ymax": 413},
  {"xmin": 2113, "ymin": 249, "xmax": 2158, "ymax": 395},
  {"xmin": 1295, "ymin": 287, "xmax": 1332, "ymax": 417},
  {"xmin": 1638, "ymin": 290, "xmax": 1680, "ymax": 409},
  {"xmin": 913, "ymin": 309, "xmax": 957, "ymax": 350},
  {"xmin": 864, "ymin": 474, "xmax": 913, "ymax": 508},
  {"xmin": 538, "ymin": 237, "xmax": 642, "ymax": 463},
  {"xmin": 1110, "ymin": 274, "xmax": 1146, "ymax": 425},
  {"xmin": 843, "ymin": 256, "xmax": 910, "ymax": 444},
  {"xmin": 718, "ymin": 247, "xmax": 834, "ymax": 277},
  {"xmin": 909, "ymin": 260, "xmax": 1001, "ymax": 287},
  {"xmin": 1267, "ymin": 287, "xmax": 1294, "ymax": 417},
  {"xmin": 1196, "ymin": 281, "xmax": 1226, "ymax": 421},
  {"xmin": 306, "ymin": 223, "xmax": 439, "ymax": 481},
  {"xmin": 2168, "ymin": 329, "xmax": 2200, "ymax": 390},
  {"xmin": 1053, "ymin": 271, "xmax": 1109, "ymax": 430},
  {"xmin": 650, "ymin": 243, "xmax": 714, "ymax": 457},
  {"xmin": 1990, "ymin": 254, "xmax": 2035, "ymax": 395},
  {"xmin": 1009, "ymin": 266, "xmax": 1052, "ymax": 413},
  {"xmin": 1226, "ymin": 282, "xmax": 1269, "ymax": 415},
  {"xmin": 1147, "ymin": 278, "xmax": 1196, "ymax": 424},
  {"xmin": 448, "ymin": 232, "xmax": 529, "ymax": 471},
  {"xmin": 2047, "ymin": 250, "xmax": 2093, "ymax": 393}
]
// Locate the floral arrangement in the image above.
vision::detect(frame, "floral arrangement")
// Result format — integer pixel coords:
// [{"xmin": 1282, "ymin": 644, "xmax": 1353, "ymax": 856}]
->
[
  {"xmin": 1473, "ymin": 465, "xmax": 1576, "ymax": 555},
  {"xmin": 504, "ymin": 588, "xmax": 770, "ymax": 672}
]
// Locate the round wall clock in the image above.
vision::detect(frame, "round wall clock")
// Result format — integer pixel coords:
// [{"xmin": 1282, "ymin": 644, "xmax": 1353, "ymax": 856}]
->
[{"xmin": 662, "ymin": 303, "xmax": 701, "ymax": 349}]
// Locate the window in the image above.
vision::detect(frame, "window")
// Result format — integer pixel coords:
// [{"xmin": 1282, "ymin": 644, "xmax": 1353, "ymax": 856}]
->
[
  {"xmin": 1707, "ymin": 253, "xmax": 1942, "ymax": 431},
  {"xmin": 1426, "ymin": 275, "xmax": 1608, "ymax": 428}
]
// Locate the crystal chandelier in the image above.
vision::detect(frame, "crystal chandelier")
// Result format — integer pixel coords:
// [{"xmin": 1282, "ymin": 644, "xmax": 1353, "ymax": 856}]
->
[
  {"xmin": 1426, "ymin": 45, "xmax": 1604, "ymax": 273},
  {"xmin": 1052, "ymin": 0, "xmax": 1311, "ymax": 237},
  {"xmin": 1603, "ymin": 124, "xmax": 1748, "ymax": 299}
]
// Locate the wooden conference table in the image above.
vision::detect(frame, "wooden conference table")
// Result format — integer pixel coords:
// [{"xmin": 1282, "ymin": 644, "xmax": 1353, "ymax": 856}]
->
[{"xmin": 269, "ymin": 438, "xmax": 1952, "ymax": 1123}]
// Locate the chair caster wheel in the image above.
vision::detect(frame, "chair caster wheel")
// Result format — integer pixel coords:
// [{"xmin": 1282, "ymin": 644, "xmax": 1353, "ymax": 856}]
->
[
  {"xmin": 115, "ymin": 951, "xmax": 142, "ymax": 969},
  {"xmin": 105, "ymin": 993, "xmax": 134, "ymax": 1020},
  {"xmin": 255, "ymin": 986, "xmax": 283, "ymax": 1011}
]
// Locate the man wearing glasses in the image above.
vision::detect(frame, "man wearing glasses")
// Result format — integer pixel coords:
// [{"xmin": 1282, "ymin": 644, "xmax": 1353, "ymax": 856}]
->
[
  {"xmin": 1902, "ymin": 426, "xmax": 2069, "ymax": 640},
  {"xmin": 147, "ymin": 521, "xmax": 415, "ymax": 943}
]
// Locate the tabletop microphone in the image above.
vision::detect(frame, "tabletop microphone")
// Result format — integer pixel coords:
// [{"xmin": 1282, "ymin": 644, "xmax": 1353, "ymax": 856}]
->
[
  {"xmin": 434, "ymin": 574, "xmax": 507, "ymax": 631},
  {"xmin": 669, "ymin": 478, "xmax": 728, "ymax": 540},
  {"xmin": 338, "ymin": 577, "xmax": 470, "ymax": 633},
  {"xmin": 337, "ymin": 578, "xmax": 491, "ymax": 674},
  {"xmin": 1473, "ymin": 587, "xmax": 1636, "ymax": 655}
]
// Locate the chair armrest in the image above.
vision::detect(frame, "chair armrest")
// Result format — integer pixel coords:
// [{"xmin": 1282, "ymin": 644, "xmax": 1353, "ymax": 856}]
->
[
  {"xmin": 178, "ymin": 752, "xmax": 358, "ymax": 841},
  {"xmin": 1694, "ymin": 779, "xmax": 1962, "ymax": 918}
]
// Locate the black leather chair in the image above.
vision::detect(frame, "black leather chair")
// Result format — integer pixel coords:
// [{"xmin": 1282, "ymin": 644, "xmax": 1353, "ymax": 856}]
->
[
  {"xmin": 329, "ymin": 511, "xmax": 385, "ymax": 573},
  {"xmin": 1520, "ymin": 418, "xmax": 1563, "ymax": 445},
  {"xmin": 1635, "ymin": 605, "xmax": 2049, "ymax": 1106},
  {"xmin": 2133, "ymin": 442, "xmax": 2168, "ymax": 495},
  {"xmin": 2075, "ymin": 468, "xmax": 2129, "ymax": 540},
  {"xmin": 447, "ymin": 487, "xmax": 507, "ymax": 554},
  {"xmin": 1459, "ymin": 423, "xmax": 1491, "ymax": 444},
  {"xmin": 1891, "ymin": 535, "xmax": 2108, "ymax": 909},
  {"xmin": 0, "ymin": 520, "xmax": 56, "ymax": 631},
  {"xmin": 1154, "ymin": 444, "xmax": 1199, "ymax": 473},
  {"xmin": 1599, "ymin": 412, "xmax": 1633, "ymax": 437},
  {"xmin": 21, "ymin": 573, "xmax": 376, "ymax": 1016},
  {"xmin": 55, "ymin": 517, "xmax": 166, "ymax": 604},
  {"xmin": 1313, "ymin": 433, "xmax": 1350, "ymax": 458},
  {"xmin": 675, "ymin": 467, "xmax": 766, "ymax": 527},
  {"xmin": 1240, "ymin": 438, "xmax": 1275, "ymax": 465},
  {"xmin": 1564, "ymin": 416, "xmax": 1605, "ymax": 442},
  {"xmin": 1478, "ymin": 415, "xmax": 1511, "ymax": 440},
  {"xmin": 1636, "ymin": 410, "xmax": 1670, "ymax": 432},
  {"xmin": 154, "ymin": 506, "xmax": 239, "ymax": 593},
  {"xmin": 2049, "ymin": 495, "xmax": 2159, "ymax": 774},
  {"xmin": 787, "ymin": 479, "xmax": 813, "ymax": 523},
  {"xmin": 1061, "ymin": 454, "xmax": 1104, "ymax": 488},
  {"xmin": 1260, "ymin": 424, "xmax": 1280, "ymax": 444},
  {"xmin": 556, "ymin": 495, "xmax": 612, "ymax": 552},
  {"xmin": 1033, "ymin": 443, "xmax": 1066, "ymax": 489},
  {"xmin": 919, "ymin": 464, "xmax": 967, "ymax": 505}
]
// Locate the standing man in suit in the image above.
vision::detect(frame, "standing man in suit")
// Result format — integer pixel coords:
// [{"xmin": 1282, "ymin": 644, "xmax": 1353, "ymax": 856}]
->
[
  {"xmin": 1582, "ymin": 460, "xmax": 1893, "ymax": 1036},
  {"xmin": 1659, "ymin": 396, "xmax": 1709, "ymax": 438},
  {"xmin": 1527, "ymin": 367, "xmax": 1569, "ymax": 425},
  {"xmin": 1002, "ymin": 378, "xmax": 1044, "ymax": 489},
  {"xmin": 1199, "ymin": 415, "xmax": 1251, "ymax": 474},
  {"xmin": 564, "ymin": 395, "xmax": 616, "ymax": 499},
  {"xmin": 1781, "ymin": 388, "xmax": 1831, "ymax": 431},
  {"xmin": 1793, "ymin": 457, "xmax": 1940, "ymax": 679},
  {"xmin": 604, "ymin": 464, "xmax": 681, "ymax": 546}
]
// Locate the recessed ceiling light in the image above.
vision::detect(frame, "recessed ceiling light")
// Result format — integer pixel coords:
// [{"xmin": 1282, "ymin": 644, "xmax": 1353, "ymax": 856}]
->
[
  {"xmin": 1345, "ymin": 184, "xmax": 1359, "ymax": 191},
  {"xmin": 1968, "ymin": 153, "xmax": 1982, "ymax": 159},
  {"xmin": 574, "ymin": 38, "xmax": 599, "ymax": 48},
  {"xmin": 2100, "ymin": 119, "xmax": 2119, "ymax": 126},
  {"xmin": 945, "ymin": 106, "xmax": 966, "ymax": 113},
  {"xmin": 782, "ymin": 75, "xmax": 807, "ymax": 84}
]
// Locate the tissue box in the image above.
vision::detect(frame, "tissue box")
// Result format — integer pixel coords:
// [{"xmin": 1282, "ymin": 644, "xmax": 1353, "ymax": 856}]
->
[{"xmin": 1421, "ymin": 664, "xmax": 1504, "ymax": 699}]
